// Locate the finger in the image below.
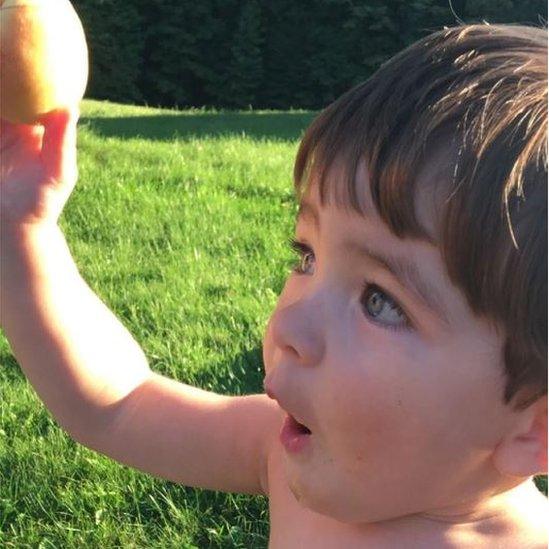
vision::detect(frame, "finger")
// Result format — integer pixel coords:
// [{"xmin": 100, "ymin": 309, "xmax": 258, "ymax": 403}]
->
[{"xmin": 39, "ymin": 106, "xmax": 80, "ymax": 186}]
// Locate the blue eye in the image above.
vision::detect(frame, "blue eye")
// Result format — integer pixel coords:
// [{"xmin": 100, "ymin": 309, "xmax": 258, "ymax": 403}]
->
[
  {"xmin": 287, "ymin": 242, "xmax": 411, "ymax": 331},
  {"xmin": 289, "ymin": 238, "xmax": 315, "ymax": 275},
  {"xmin": 361, "ymin": 283, "xmax": 409, "ymax": 330}
]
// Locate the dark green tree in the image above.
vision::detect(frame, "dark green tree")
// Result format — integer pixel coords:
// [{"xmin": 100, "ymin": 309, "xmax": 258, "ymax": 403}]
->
[
  {"xmin": 462, "ymin": 0, "xmax": 547, "ymax": 25},
  {"xmin": 224, "ymin": 0, "xmax": 265, "ymax": 108},
  {"xmin": 74, "ymin": 0, "xmax": 547, "ymax": 110},
  {"xmin": 73, "ymin": 0, "xmax": 144, "ymax": 103}
]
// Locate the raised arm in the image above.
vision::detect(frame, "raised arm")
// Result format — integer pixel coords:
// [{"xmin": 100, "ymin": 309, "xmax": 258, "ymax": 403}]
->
[
  {"xmin": 1, "ymin": 111, "xmax": 150, "ymax": 434},
  {"xmin": 1, "ymin": 221, "xmax": 151, "ymax": 434},
  {"xmin": 0, "ymin": 112, "xmax": 280, "ymax": 495}
]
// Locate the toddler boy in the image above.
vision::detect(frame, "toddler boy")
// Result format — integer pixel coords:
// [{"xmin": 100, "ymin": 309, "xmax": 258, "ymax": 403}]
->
[{"xmin": 1, "ymin": 22, "xmax": 547, "ymax": 547}]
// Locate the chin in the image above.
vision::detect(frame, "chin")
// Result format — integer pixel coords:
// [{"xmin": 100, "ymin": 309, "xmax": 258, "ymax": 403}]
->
[
  {"xmin": 288, "ymin": 475, "xmax": 397, "ymax": 525},
  {"xmin": 286, "ymin": 472, "xmax": 348, "ymax": 520},
  {"xmin": 286, "ymin": 469, "xmax": 320, "ymax": 512}
]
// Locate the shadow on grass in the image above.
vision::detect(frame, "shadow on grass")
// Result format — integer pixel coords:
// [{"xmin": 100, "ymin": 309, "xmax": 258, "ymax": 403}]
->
[
  {"xmin": 79, "ymin": 111, "xmax": 317, "ymax": 142},
  {"xmin": 165, "ymin": 345, "xmax": 267, "ymax": 398},
  {"xmin": 0, "ymin": 351, "xmax": 25, "ymax": 383}
]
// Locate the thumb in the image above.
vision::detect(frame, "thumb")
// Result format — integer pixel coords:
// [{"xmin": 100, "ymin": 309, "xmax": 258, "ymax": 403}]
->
[{"xmin": 39, "ymin": 106, "xmax": 80, "ymax": 187}]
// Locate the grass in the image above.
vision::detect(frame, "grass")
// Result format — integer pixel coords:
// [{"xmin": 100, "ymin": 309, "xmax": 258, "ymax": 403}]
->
[{"xmin": 1, "ymin": 99, "xmax": 547, "ymax": 547}]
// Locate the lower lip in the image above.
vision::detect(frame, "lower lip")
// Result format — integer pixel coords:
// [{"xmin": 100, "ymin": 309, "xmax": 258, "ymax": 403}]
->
[{"xmin": 279, "ymin": 414, "xmax": 312, "ymax": 454}]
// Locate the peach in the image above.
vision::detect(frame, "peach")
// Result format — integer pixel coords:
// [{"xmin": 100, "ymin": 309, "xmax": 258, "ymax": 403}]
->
[{"xmin": 0, "ymin": 0, "xmax": 88, "ymax": 124}]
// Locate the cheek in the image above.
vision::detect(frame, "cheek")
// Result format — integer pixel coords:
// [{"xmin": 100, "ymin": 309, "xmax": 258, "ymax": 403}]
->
[
  {"xmin": 317, "ymin": 324, "xmax": 446, "ymax": 471},
  {"xmin": 321, "ymin": 333, "xmax": 509, "ymax": 474},
  {"xmin": 413, "ymin": 338, "xmax": 510, "ymax": 450},
  {"xmin": 318, "ymin": 340, "xmax": 412, "ymax": 465}
]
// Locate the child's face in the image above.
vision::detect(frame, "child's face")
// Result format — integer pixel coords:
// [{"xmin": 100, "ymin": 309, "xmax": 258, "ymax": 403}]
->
[{"xmin": 263, "ymin": 160, "xmax": 524, "ymax": 525}]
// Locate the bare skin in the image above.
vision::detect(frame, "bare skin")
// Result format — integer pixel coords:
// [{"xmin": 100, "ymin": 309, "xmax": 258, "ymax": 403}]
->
[
  {"xmin": 262, "ymin": 407, "xmax": 548, "ymax": 548},
  {"xmin": 259, "ymin": 160, "xmax": 548, "ymax": 548},
  {"xmin": 2, "ymin": 111, "xmax": 547, "ymax": 549}
]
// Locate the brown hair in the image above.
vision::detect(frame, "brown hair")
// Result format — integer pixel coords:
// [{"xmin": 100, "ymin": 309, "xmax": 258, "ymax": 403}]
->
[{"xmin": 294, "ymin": 23, "xmax": 547, "ymax": 411}]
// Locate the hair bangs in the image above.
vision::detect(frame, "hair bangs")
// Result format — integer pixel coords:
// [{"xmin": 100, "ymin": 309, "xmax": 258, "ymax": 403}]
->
[{"xmin": 293, "ymin": 80, "xmax": 433, "ymax": 241}]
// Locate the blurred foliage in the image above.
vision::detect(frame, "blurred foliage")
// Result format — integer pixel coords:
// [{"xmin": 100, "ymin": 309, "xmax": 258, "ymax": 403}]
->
[
  {"xmin": 534, "ymin": 474, "xmax": 547, "ymax": 497},
  {"xmin": 73, "ymin": 0, "xmax": 547, "ymax": 109},
  {"xmin": 75, "ymin": 0, "xmax": 144, "ymax": 104}
]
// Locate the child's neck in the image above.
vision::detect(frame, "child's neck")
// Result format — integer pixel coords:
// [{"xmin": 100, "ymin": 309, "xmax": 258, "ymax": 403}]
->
[{"xmin": 355, "ymin": 481, "xmax": 547, "ymax": 546}]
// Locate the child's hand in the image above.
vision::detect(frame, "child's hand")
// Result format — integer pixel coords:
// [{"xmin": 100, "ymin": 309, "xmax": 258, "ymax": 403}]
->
[{"xmin": 0, "ymin": 108, "xmax": 79, "ymax": 230}]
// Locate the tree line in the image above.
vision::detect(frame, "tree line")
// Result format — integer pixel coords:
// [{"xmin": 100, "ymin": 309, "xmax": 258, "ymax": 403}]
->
[{"xmin": 73, "ymin": 0, "xmax": 547, "ymax": 110}]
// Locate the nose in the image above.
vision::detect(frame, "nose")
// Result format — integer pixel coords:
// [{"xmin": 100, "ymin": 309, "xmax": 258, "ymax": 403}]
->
[{"xmin": 268, "ymin": 293, "xmax": 326, "ymax": 367}]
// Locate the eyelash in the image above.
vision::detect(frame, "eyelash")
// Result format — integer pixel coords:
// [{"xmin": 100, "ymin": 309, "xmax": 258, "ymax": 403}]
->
[
  {"xmin": 288, "ymin": 238, "xmax": 411, "ymax": 331},
  {"xmin": 289, "ymin": 238, "xmax": 313, "ymax": 274}
]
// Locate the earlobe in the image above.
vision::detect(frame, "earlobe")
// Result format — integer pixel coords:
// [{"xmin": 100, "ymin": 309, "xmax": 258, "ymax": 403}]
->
[{"xmin": 492, "ymin": 396, "xmax": 548, "ymax": 477}]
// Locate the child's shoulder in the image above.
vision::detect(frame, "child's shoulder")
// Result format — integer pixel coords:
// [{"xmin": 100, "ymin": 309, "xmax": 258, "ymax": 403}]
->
[
  {"xmin": 417, "ymin": 486, "xmax": 548, "ymax": 548},
  {"xmin": 475, "ymin": 485, "xmax": 548, "ymax": 548},
  {"xmin": 508, "ymin": 488, "xmax": 548, "ymax": 547}
]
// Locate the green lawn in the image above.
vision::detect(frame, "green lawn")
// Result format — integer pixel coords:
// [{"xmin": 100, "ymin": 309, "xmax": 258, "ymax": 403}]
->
[{"xmin": 0, "ymin": 99, "xmax": 546, "ymax": 547}]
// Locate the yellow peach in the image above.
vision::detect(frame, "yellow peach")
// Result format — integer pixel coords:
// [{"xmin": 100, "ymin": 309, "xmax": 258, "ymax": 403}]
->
[{"xmin": 0, "ymin": 0, "xmax": 88, "ymax": 124}]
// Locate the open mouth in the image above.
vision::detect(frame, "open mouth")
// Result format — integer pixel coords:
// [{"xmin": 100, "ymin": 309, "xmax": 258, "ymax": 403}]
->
[
  {"xmin": 280, "ymin": 413, "xmax": 313, "ymax": 453},
  {"xmin": 289, "ymin": 414, "xmax": 312, "ymax": 435}
]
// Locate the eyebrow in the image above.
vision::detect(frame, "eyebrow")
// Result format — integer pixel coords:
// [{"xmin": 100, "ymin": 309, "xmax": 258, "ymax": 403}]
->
[{"xmin": 297, "ymin": 201, "xmax": 450, "ymax": 324}]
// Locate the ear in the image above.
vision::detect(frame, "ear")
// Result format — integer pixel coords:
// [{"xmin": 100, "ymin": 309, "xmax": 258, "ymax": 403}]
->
[{"xmin": 493, "ymin": 396, "xmax": 548, "ymax": 477}]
